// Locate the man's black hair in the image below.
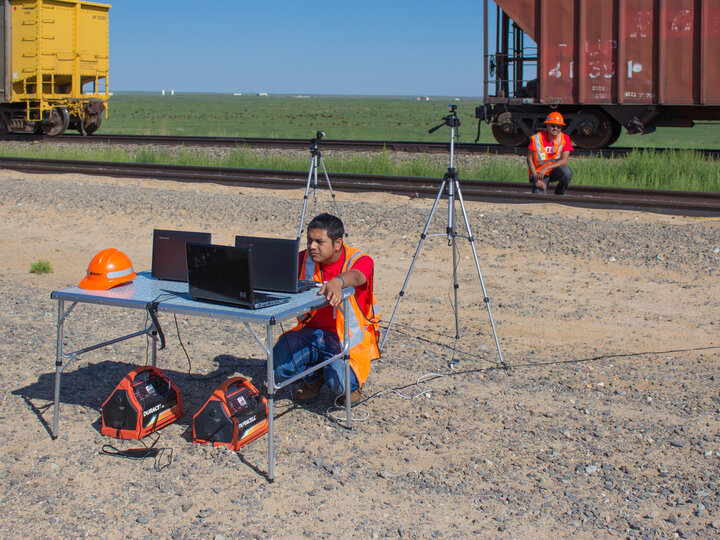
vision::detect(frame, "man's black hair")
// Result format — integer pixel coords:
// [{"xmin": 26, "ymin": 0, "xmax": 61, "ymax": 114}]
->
[{"xmin": 307, "ymin": 213, "xmax": 344, "ymax": 243}]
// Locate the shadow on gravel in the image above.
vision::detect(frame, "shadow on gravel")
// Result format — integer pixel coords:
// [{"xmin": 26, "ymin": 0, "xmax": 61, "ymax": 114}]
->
[{"xmin": 13, "ymin": 353, "xmax": 268, "ymax": 439}]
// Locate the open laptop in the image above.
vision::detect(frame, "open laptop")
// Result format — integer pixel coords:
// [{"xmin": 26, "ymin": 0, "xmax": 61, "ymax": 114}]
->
[
  {"xmin": 152, "ymin": 229, "xmax": 212, "ymax": 282},
  {"xmin": 186, "ymin": 242, "xmax": 289, "ymax": 310},
  {"xmin": 234, "ymin": 235, "xmax": 318, "ymax": 293}
]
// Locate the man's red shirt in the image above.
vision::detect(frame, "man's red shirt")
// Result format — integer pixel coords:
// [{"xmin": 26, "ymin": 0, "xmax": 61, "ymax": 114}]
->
[{"xmin": 299, "ymin": 247, "xmax": 373, "ymax": 331}]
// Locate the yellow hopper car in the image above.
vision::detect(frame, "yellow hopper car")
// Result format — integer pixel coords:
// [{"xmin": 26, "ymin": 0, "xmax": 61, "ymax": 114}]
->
[{"xmin": 1, "ymin": 0, "xmax": 110, "ymax": 135}]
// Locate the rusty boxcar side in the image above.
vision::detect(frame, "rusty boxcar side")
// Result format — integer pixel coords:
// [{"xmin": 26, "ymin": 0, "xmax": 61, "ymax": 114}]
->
[
  {"xmin": 0, "ymin": 0, "xmax": 111, "ymax": 136},
  {"xmin": 479, "ymin": 0, "xmax": 720, "ymax": 148}
]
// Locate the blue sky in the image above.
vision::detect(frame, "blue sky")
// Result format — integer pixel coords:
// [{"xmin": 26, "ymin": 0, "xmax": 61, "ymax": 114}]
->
[{"xmin": 109, "ymin": 1, "xmax": 486, "ymax": 96}]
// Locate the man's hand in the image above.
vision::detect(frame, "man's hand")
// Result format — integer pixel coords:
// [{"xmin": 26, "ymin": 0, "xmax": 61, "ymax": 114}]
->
[
  {"xmin": 532, "ymin": 170, "xmax": 548, "ymax": 190},
  {"xmin": 318, "ymin": 269, "xmax": 366, "ymax": 308},
  {"xmin": 318, "ymin": 277, "xmax": 343, "ymax": 307}
]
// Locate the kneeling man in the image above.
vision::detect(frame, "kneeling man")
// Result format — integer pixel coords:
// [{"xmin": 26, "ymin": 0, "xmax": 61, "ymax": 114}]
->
[{"xmin": 273, "ymin": 213, "xmax": 379, "ymax": 406}]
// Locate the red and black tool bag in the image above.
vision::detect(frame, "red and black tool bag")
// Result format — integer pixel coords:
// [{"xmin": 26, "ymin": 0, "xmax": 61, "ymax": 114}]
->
[
  {"xmin": 101, "ymin": 366, "xmax": 182, "ymax": 439},
  {"xmin": 192, "ymin": 377, "xmax": 268, "ymax": 451}
]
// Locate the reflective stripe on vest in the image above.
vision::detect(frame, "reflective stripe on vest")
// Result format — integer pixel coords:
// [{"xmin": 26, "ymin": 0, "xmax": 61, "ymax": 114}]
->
[
  {"xmin": 532, "ymin": 132, "xmax": 563, "ymax": 167},
  {"xmin": 341, "ymin": 250, "xmax": 368, "ymax": 343},
  {"xmin": 340, "ymin": 300, "xmax": 364, "ymax": 348},
  {"xmin": 304, "ymin": 254, "xmax": 315, "ymax": 282}
]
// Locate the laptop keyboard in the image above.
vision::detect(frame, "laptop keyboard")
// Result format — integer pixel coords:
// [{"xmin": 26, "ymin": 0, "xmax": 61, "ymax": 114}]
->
[{"xmin": 297, "ymin": 280, "xmax": 320, "ymax": 292}]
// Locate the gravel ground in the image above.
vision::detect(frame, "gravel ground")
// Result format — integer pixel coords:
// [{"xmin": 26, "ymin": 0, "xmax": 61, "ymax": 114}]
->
[{"xmin": 0, "ymin": 169, "xmax": 719, "ymax": 538}]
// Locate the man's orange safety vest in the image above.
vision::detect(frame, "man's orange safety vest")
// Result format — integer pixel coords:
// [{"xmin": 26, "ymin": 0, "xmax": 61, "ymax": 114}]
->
[
  {"xmin": 291, "ymin": 243, "xmax": 380, "ymax": 385},
  {"xmin": 529, "ymin": 131, "xmax": 565, "ymax": 178}
]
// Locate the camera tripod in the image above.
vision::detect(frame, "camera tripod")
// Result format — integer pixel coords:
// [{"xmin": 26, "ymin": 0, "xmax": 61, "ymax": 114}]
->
[
  {"xmin": 297, "ymin": 131, "xmax": 346, "ymax": 241},
  {"xmin": 380, "ymin": 105, "xmax": 504, "ymax": 365}
]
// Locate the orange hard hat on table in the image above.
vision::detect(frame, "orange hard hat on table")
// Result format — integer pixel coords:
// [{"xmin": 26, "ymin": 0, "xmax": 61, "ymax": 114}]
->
[
  {"xmin": 79, "ymin": 248, "xmax": 136, "ymax": 290},
  {"xmin": 544, "ymin": 111, "xmax": 566, "ymax": 126}
]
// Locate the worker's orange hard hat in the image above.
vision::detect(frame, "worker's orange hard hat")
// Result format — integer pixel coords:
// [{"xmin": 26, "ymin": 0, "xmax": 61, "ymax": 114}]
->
[
  {"xmin": 544, "ymin": 111, "xmax": 566, "ymax": 126},
  {"xmin": 79, "ymin": 248, "xmax": 136, "ymax": 290}
]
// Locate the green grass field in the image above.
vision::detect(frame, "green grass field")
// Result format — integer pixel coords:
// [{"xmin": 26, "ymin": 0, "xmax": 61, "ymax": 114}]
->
[
  {"xmin": 102, "ymin": 92, "xmax": 720, "ymax": 149},
  {"xmin": 103, "ymin": 93, "xmax": 488, "ymax": 142},
  {"xmin": 1, "ymin": 93, "xmax": 718, "ymax": 191}
]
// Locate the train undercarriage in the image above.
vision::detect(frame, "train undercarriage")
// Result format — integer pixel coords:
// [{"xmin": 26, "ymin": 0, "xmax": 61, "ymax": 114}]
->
[
  {"xmin": 0, "ymin": 99, "xmax": 104, "ymax": 136},
  {"xmin": 477, "ymin": 101, "xmax": 720, "ymax": 149}
]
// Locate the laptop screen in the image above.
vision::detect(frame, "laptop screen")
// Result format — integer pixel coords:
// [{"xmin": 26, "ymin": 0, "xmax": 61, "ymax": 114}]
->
[
  {"xmin": 234, "ymin": 236, "xmax": 300, "ymax": 292},
  {"xmin": 152, "ymin": 229, "xmax": 212, "ymax": 282},
  {"xmin": 186, "ymin": 243, "xmax": 254, "ymax": 306}
]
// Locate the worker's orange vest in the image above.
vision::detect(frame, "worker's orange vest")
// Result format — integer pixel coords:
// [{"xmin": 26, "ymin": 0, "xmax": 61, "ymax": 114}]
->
[
  {"xmin": 292, "ymin": 244, "xmax": 380, "ymax": 385},
  {"xmin": 529, "ymin": 132, "xmax": 564, "ymax": 177}
]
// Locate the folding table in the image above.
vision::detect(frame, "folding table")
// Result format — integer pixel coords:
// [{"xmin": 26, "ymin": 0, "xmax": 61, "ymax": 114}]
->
[{"xmin": 50, "ymin": 272, "xmax": 354, "ymax": 481}]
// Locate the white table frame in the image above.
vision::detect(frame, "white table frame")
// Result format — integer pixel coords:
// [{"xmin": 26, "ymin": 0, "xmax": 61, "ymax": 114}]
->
[{"xmin": 50, "ymin": 272, "xmax": 354, "ymax": 481}]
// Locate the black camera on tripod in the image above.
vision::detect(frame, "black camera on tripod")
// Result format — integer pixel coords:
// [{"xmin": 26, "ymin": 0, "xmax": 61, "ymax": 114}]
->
[
  {"xmin": 429, "ymin": 104, "xmax": 461, "ymax": 133},
  {"xmin": 310, "ymin": 130, "xmax": 325, "ymax": 153}
]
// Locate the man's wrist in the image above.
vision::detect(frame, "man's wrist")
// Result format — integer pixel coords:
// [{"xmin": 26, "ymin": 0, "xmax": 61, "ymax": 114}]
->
[{"xmin": 335, "ymin": 275, "xmax": 345, "ymax": 287}]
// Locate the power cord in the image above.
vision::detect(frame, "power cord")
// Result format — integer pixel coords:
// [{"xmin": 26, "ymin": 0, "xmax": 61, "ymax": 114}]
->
[
  {"xmin": 101, "ymin": 432, "xmax": 173, "ymax": 472},
  {"xmin": 325, "ymin": 367, "xmax": 456, "ymax": 424},
  {"xmin": 172, "ymin": 314, "xmax": 226, "ymax": 381}
]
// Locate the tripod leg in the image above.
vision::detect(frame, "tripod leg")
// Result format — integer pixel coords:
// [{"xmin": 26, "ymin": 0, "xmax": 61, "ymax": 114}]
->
[
  {"xmin": 446, "ymin": 171, "xmax": 461, "ymax": 340},
  {"xmin": 312, "ymin": 156, "xmax": 319, "ymax": 204},
  {"xmin": 453, "ymin": 180, "xmax": 505, "ymax": 365},
  {"xmin": 297, "ymin": 155, "xmax": 316, "ymax": 241},
  {"xmin": 380, "ymin": 179, "xmax": 448, "ymax": 352},
  {"xmin": 317, "ymin": 156, "xmax": 348, "ymax": 240},
  {"xmin": 451, "ymin": 225, "xmax": 461, "ymax": 339}
]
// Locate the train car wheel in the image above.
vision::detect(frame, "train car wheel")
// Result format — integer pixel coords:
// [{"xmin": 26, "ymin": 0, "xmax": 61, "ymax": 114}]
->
[
  {"xmin": 80, "ymin": 113, "xmax": 102, "ymax": 135},
  {"xmin": 41, "ymin": 107, "xmax": 70, "ymax": 136},
  {"xmin": 491, "ymin": 112, "xmax": 531, "ymax": 147},
  {"xmin": 607, "ymin": 121, "xmax": 623, "ymax": 146},
  {"xmin": 570, "ymin": 110, "xmax": 614, "ymax": 149}
]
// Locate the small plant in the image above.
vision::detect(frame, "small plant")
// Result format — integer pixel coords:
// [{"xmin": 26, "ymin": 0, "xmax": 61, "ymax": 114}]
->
[{"xmin": 29, "ymin": 259, "xmax": 53, "ymax": 275}]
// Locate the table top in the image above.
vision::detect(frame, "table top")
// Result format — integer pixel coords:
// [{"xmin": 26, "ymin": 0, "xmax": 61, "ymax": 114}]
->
[{"xmin": 51, "ymin": 272, "xmax": 350, "ymax": 324}]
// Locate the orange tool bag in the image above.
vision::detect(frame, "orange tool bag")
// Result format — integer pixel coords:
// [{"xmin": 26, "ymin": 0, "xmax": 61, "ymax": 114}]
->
[
  {"xmin": 101, "ymin": 366, "xmax": 182, "ymax": 439},
  {"xmin": 192, "ymin": 377, "xmax": 268, "ymax": 450}
]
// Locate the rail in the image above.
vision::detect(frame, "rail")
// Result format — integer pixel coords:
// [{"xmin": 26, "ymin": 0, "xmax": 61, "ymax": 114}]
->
[
  {"xmin": 1, "ymin": 157, "xmax": 718, "ymax": 217},
  {"xmin": 2, "ymin": 133, "xmax": 719, "ymax": 159}
]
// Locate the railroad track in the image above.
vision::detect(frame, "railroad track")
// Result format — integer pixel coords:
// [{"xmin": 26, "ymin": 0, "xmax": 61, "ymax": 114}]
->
[
  {"xmin": 3, "ymin": 133, "xmax": 719, "ymax": 159},
  {"xmin": 1, "ymin": 156, "xmax": 718, "ymax": 217}
]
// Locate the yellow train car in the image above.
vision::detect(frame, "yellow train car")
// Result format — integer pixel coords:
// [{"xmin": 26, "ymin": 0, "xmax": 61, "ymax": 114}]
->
[{"xmin": 1, "ymin": 0, "xmax": 110, "ymax": 135}]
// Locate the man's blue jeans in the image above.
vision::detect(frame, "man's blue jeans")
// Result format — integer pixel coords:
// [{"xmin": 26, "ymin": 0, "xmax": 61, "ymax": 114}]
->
[{"xmin": 273, "ymin": 326, "xmax": 359, "ymax": 395}]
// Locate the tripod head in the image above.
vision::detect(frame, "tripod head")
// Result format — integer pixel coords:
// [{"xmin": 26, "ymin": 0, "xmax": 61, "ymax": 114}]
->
[
  {"xmin": 310, "ymin": 131, "xmax": 325, "ymax": 145},
  {"xmin": 428, "ymin": 104, "xmax": 461, "ymax": 134},
  {"xmin": 310, "ymin": 130, "xmax": 325, "ymax": 155}
]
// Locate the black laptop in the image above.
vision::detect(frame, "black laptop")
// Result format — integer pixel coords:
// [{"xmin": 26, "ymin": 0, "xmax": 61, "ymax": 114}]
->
[
  {"xmin": 234, "ymin": 235, "xmax": 318, "ymax": 293},
  {"xmin": 152, "ymin": 229, "xmax": 212, "ymax": 282},
  {"xmin": 186, "ymin": 242, "xmax": 289, "ymax": 310}
]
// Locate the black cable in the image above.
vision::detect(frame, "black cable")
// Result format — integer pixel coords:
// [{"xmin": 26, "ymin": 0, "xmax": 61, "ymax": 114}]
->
[
  {"xmin": 172, "ymin": 314, "xmax": 227, "ymax": 382},
  {"xmin": 101, "ymin": 430, "xmax": 173, "ymax": 471}
]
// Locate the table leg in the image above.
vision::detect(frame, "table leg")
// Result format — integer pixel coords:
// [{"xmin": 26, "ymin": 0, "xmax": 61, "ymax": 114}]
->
[
  {"xmin": 52, "ymin": 299, "xmax": 65, "ymax": 439},
  {"xmin": 266, "ymin": 322, "xmax": 275, "ymax": 482},
  {"xmin": 151, "ymin": 330, "xmax": 158, "ymax": 367},
  {"xmin": 344, "ymin": 296, "xmax": 352, "ymax": 428}
]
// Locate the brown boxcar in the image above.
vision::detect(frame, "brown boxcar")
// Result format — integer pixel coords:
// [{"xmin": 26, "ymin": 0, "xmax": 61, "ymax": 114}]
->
[{"xmin": 478, "ymin": 0, "xmax": 720, "ymax": 148}]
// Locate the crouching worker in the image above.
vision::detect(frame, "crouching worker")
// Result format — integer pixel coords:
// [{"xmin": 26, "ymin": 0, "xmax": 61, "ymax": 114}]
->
[
  {"xmin": 273, "ymin": 213, "xmax": 380, "ymax": 406},
  {"xmin": 527, "ymin": 111, "xmax": 574, "ymax": 195}
]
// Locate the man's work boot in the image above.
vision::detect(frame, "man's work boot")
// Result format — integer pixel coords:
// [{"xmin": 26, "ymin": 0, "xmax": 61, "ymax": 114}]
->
[
  {"xmin": 337, "ymin": 387, "xmax": 363, "ymax": 407},
  {"xmin": 295, "ymin": 376, "xmax": 324, "ymax": 402}
]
